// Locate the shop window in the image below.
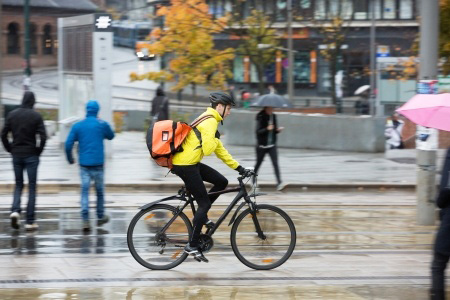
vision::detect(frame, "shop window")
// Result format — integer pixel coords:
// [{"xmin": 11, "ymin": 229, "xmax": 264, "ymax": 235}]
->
[
  {"xmin": 7, "ymin": 22, "xmax": 20, "ymax": 54},
  {"xmin": 30, "ymin": 23, "xmax": 38, "ymax": 55},
  {"xmin": 233, "ymin": 55, "xmax": 244, "ymax": 83},
  {"xmin": 43, "ymin": 24, "xmax": 53, "ymax": 55},
  {"xmin": 399, "ymin": 0, "xmax": 413, "ymax": 19}
]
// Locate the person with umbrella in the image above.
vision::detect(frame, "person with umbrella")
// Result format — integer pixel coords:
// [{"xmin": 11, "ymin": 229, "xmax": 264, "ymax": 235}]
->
[
  {"xmin": 251, "ymin": 94, "xmax": 291, "ymax": 191},
  {"xmin": 397, "ymin": 93, "xmax": 450, "ymax": 299}
]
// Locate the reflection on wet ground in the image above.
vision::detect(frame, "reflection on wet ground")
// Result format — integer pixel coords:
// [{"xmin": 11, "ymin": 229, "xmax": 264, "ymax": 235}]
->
[
  {"xmin": 0, "ymin": 206, "xmax": 436, "ymax": 255},
  {"xmin": 0, "ymin": 285, "xmax": 439, "ymax": 300}
]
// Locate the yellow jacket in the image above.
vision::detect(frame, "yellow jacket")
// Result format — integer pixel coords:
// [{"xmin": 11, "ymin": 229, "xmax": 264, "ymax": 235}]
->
[{"xmin": 172, "ymin": 107, "xmax": 240, "ymax": 169}]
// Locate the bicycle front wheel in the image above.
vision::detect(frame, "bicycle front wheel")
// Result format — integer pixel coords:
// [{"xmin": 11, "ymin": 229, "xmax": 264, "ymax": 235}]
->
[
  {"xmin": 127, "ymin": 204, "xmax": 192, "ymax": 270},
  {"xmin": 231, "ymin": 204, "xmax": 296, "ymax": 270}
]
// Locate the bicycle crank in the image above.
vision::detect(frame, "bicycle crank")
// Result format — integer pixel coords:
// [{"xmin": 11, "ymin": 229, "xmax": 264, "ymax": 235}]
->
[{"xmin": 198, "ymin": 234, "xmax": 214, "ymax": 253}]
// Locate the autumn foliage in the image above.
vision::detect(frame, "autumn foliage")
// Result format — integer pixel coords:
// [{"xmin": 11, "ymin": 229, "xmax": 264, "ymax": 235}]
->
[{"xmin": 130, "ymin": 0, "xmax": 234, "ymax": 92}]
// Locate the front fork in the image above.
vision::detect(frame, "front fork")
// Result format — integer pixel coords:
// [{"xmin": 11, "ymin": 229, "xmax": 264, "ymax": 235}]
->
[{"xmin": 245, "ymin": 197, "xmax": 266, "ymax": 240}]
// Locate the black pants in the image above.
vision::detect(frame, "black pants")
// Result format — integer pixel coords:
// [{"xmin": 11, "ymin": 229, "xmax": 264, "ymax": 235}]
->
[
  {"xmin": 11, "ymin": 155, "xmax": 39, "ymax": 224},
  {"xmin": 431, "ymin": 251, "xmax": 449, "ymax": 299},
  {"xmin": 172, "ymin": 163, "xmax": 228, "ymax": 247},
  {"xmin": 254, "ymin": 146, "xmax": 281, "ymax": 184}
]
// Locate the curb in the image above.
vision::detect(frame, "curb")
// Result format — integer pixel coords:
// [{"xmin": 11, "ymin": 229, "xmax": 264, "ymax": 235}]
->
[{"xmin": 0, "ymin": 182, "xmax": 417, "ymax": 193}]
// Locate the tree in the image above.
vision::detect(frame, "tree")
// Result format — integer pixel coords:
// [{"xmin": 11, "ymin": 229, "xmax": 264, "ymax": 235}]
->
[
  {"xmin": 174, "ymin": 3, "xmax": 281, "ymax": 94},
  {"xmin": 130, "ymin": 0, "xmax": 235, "ymax": 100},
  {"xmin": 228, "ymin": 10, "xmax": 280, "ymax": 95},
  {"xmin": 308, "ymin": 2, "xmax": 353, "ymax": 105}
]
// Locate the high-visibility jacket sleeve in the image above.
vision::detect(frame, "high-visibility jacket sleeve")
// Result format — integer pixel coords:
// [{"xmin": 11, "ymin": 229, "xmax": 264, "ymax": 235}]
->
[
  {"xmin": 199, "ymin": 118, "xmax": 219, "ymax": 156},
  {"xmin": 214, "ymin": 138, "xmax": 240, "ymax": 169}
]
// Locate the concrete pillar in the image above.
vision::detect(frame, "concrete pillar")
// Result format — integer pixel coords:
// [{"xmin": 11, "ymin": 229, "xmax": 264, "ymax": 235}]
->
[
  {"xmin": 416, "ymin": 0, "xmax": 439, "ymax": 225},
  {"xmin": 416, "ymin": 150, "xmax": 437, "ymax": 224}
]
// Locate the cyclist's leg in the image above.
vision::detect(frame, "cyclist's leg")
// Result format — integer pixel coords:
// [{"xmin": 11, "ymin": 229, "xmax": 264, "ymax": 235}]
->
[
  {"xmin": 172, "ymin": 165, "xmax": 210, "ymax": 247},
  {"xmin": 198, "ymin": 163, "xmax": 228, "ymax": 203},
  {"xmin": 268, "ymin": 146, "xmax": 281, "ymax": 184}
]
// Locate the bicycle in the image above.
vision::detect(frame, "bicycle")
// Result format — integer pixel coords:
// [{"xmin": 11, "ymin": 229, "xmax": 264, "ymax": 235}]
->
[{"xmin": 127, "ymin": 171, "xmax": 296, "ymax": 270}]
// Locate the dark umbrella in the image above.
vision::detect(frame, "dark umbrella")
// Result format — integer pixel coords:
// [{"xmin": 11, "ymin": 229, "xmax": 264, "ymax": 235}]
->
[{"xmin": 250, "ymin": 93, "xmax": 293, "ymax": 108}]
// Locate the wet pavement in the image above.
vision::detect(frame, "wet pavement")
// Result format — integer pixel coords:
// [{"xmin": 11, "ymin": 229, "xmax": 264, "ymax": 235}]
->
[
  {"xmin": 0, "ymin": 131, "xmax": 446, "ymax": 190},
  {"xmin": 0, "ymin": 189, "xmax": 443, "ymax": 299},
  {"xmin": 0, "ymin": 131, "xmax": 447, "ymax": 298}
]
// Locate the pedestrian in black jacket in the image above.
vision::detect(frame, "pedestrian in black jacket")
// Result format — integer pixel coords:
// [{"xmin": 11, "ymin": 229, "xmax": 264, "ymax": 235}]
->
[
  {"xmin": 431, "ymin": 148, "xmax": 450, "ymax": 300},
  {"xmin": 151, "ymin": 87, "xmax": 169, "ymax": 123},
  {"xmin": 1, "ymin": 91, "xmax": 47, "ymax": 231},
  {"xmin": 254, "ymin": 107, "xmax": 285, "ymax": 191}
]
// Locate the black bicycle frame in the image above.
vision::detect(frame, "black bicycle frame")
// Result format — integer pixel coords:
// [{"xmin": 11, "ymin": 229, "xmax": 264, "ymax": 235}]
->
[{"xmin": 158, "ymin": 176, "xmax": 265, "ymax": 240}]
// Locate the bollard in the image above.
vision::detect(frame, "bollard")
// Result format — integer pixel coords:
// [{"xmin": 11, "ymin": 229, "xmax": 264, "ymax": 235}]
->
[{"xmin": 416, "ymin": 149, "xmax": 437, "ymax": 225}]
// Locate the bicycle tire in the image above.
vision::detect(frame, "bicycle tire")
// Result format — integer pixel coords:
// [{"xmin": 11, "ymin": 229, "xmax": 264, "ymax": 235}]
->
[
  {"xmin": 230, "ymin": 204, "xmax": 296, "ymax": 270},
  {"xmin": 127, "ymin": 204, "xmax": 192, "ymax": 270}
]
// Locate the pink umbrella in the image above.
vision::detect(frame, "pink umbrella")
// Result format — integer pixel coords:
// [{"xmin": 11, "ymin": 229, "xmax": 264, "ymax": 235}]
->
[{"xmin": 396, "ymin": 93, "xmax": 450, "ymax": 132}]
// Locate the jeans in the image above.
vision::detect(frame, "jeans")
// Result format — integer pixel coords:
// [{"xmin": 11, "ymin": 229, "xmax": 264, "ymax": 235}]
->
[
  {"xmin": 171, "ymin": 163, "xmax": 228, "ymax": 247},
  {"xmin": 431, "ymin": 251, "xmax": 449, "ymax": 300},
  {"xmin": 254, "ymin": 146, "xmax": 281, "ymax": 184},
  {"xmin": 11, "ymin": 155, "xmax": 40, "ymax": 224},
  {"xmin": 80, "ymin": 166, "xmax": 105, "ymax": 221}
]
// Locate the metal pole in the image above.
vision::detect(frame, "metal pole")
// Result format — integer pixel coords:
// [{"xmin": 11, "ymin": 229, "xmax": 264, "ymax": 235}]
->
[
  {"xmin": 0, "ymin": 0, "xmax": 3, "ymax": 127},
  {"xmin": 416, "ymin": 0, "xmax": 439, "ymax": 225},
  {"xmin": 369, "ymin": 0, "xmax": 376, "ymax": 116},
  {"xmin": 24, "ymin": 0, "xmax": 31, "ymax": 90},
  {"xmin": 287, "ymin": 0, "xmax": 294, "ymax": 101}
]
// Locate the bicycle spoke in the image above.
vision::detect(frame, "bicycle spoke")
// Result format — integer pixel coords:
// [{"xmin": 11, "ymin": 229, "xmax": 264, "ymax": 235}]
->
[
  {"xmin": 127, "ymin": 205, "xmax": 192, "ymax": 270},
  {"xmin": 231, "ymin": 205, "xmax": 296, "ymax": 270}
]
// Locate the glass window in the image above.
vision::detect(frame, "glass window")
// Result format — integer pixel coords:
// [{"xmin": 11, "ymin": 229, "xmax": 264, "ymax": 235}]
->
[
  {"xmin": 368, "ymin": 0, "xmax": 382, "ymax": 19},
  {"xmin": 7, "ymin": 22, "xmax": 20, "ymax": 54},
  {"xmin": 328, "ymin": 0, "xmax": 339, "ymax": 17},
  {"xmin": 30, "ymin": 23, "xmax": 38, "ymax": 55},
  {"xmin": 399, "ymin": 0, "xmax": 413, "ymax": 19},
  {"xmin": 233, "ymin": 56, "xmax": 244, "ymax": 83},
  {"xmin": 42, "ymin": 24, "xmax": 53, "ymax": 55},
  {"xmin": 354, "ymin": 0, "xmax": 368, "ymax": 20},
  {"xmin": 383, "ymin": 0, "xmax": 396, "ymax": 19},
  {"xmin": 293, "ymin": 52, "xmax": 310, "ymax": 83},
  {"xmin": 276, "ymin": 0, "xmax": 287, "ymax": 21},
  {"xmin": 300, "ymin": 0, "xmax": 311, "ymax": 9},
  {"xmin": 342, "ymin": 0, "xmax": 353, "ymax": 20},
  {"xmin": 314, "ymin": 0, "xmax": 326, "ymax": 19}
]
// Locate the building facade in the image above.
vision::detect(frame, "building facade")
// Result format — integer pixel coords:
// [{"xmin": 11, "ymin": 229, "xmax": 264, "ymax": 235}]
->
[
  {"xmin": 1, "ymin": 0, "xmax": 98, "ymax": 71},
  {"xmin": 151, "ymin": 0, "xmax": 419, "ymax": 98}
]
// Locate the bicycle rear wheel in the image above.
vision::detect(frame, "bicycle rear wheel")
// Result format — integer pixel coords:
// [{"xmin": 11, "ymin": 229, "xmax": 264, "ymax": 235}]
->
[
  {"xmin": 127, "ymin": 204, "xmax": 192, "ymax": 270},
  {"xmin": 231, "ymin": 204, "xmax": 296, "ymax": 270}
]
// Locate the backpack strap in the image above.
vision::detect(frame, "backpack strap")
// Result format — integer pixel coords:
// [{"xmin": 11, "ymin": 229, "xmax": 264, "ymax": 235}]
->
[{"xmin": 190, "ymin": 115, "xmax": 214, "ymax": 150}]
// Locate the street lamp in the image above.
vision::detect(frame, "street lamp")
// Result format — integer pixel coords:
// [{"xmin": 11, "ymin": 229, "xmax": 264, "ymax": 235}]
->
[{"xmin": 24, "ymin": 0, "xmax": 31, "ymax": 90}]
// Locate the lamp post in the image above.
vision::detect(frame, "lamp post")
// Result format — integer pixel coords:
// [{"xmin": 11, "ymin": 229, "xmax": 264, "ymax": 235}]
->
[
  {"xmin": 24, "ymin": 0, "xmax": 31, "ymax": 90},
  {"xmin": 287, "ymin": 0, "xmax": 294, "ymax": 102}
]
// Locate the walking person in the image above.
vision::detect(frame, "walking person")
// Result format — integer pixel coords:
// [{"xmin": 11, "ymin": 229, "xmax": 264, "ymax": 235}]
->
[
  {"xmin": 254, "ymin": 106, "xmax": 285, "ymax": 191},
  {"xmin": 151, "ymin": 87, "xmax": 169, "ymax": 124},
  {"xmin": 431, "ymin": 148, "xmax": 450, "ymax": 300},
  {"xmin": 1, "ymin": 91, "xmax": 47, "ymax": 231},
  {"xmin": 385, "ymin": 113, "xmax": 405, "ymax": 149},
  {"xmin": 65, "ymin": 100, "xmax": 115, "ymax": 232}
]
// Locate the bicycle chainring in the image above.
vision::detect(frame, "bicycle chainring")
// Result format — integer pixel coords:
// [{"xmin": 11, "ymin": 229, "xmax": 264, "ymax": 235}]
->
[{"xmin": 198, "ymin": 234, "xmax": 214, "ymax": 253}]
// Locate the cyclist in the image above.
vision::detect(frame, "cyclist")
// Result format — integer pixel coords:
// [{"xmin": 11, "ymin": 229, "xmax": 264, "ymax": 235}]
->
[{"xmin": 171, "ymin": 92, "xmax": 252, "ymax": 263}]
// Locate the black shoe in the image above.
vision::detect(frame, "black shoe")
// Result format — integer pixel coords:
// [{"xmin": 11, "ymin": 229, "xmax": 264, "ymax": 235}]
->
[
  {"xmin": 184, "ymin": 244, "xmax": 209, "ymax": 263},
  {"xmin": 205, "ymin": 219, "xmax": 215, "ymax": 229}
]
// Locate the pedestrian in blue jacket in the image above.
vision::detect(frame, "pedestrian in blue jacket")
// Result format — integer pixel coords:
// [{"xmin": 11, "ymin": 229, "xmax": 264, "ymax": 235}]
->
[{"xmin": 65, "ymin": 100, "xmax": 115, "ymax": 232}]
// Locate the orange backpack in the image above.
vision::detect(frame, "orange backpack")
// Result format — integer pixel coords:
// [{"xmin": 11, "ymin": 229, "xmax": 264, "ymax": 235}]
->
[{"xmin": 146, "ymin": 115, "xmax": 213, "ymax": 169}]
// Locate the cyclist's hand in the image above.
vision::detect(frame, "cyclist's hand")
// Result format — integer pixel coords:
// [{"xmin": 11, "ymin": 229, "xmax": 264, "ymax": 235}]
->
[{"xmin": 236, "ymin": 166, "xmax": 254, "ymax": 177}]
